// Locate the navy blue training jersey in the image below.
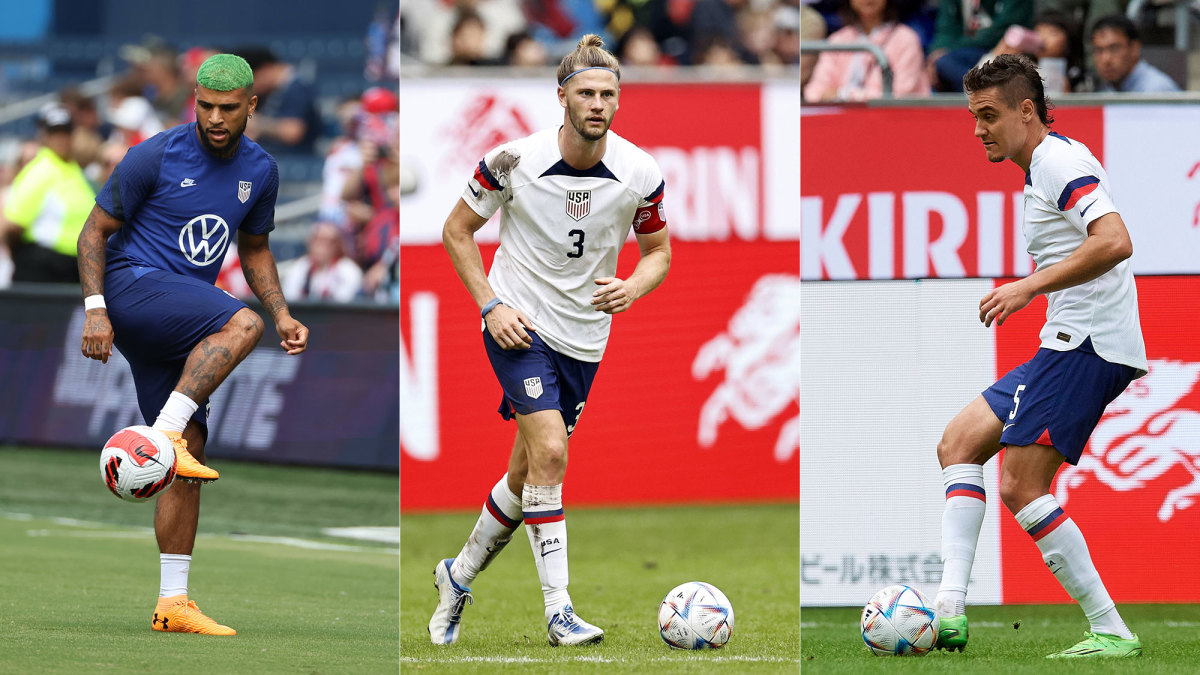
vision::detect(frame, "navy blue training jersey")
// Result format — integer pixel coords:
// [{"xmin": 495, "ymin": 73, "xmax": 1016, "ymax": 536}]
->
[{"xmin": 96, "ymin": 123, "xmax": 278, "ymax": 286}]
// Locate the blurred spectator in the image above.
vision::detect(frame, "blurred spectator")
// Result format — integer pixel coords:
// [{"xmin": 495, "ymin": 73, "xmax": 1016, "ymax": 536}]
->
[
  {"xmin": 618, "ymin": 25, "xmax": 668, "ymax": 66},
  {"xmin": 57, "ymin": 86, "xmax": 108, "ymax": 182},
  {"xmin": 107, "ymin": 76, "xmax": 164, "ymax": 147},
  {"xmin": 343, "ymin": 136, "xmax": 399, "ymax": 274},
  {"xmin": 123, "ymin": 42, "xmax": 191, "ymax": 127},
  {"xmin": 505, "ymin": 31, "xmax": 550, "ymax": 66},
  {"xmin": 449, "ymin": 10, "xmax": 497, "ymax": 65},
  {"xmin": 804, "ymin": 0, "xmax": 931, "ymax": 101},
  {"xmin": 404, "ymin": 0, "xmax": 525, "ymax": 65},
  {"xmin": 801, "ymin": 4, "xmax": 828, "ymax": 88},
  {"xmin": 239, "ymin": 47, "xmax": 322, "ymax": 155},
  {"xmin": 978, "ymin": 10, "xmax": 1085, "ymax": 92},
  {"xmin": 695, "ymin": 35, "xmax": 746, "ymax": 67},
  {"xmin": 1036, "ymin": 0, "xmax": 1125, "ymax": 65},
  {"xmin": 320, "ymin": 87, "xmax": 397, "ymax": 229},
  {"xmin": 280, "ymin": 222, "xmax": 364, "ymax": 302},
  {"xmin": 179, "ymin": 46, "xmax": 219, "ymax": 124},
  {"xmin": 1090, "ymin": 14, "xmax": 1179, "ymax": 93},
  {"xmin": 691, "ymin": 0, "xmax": 758, "ymax": 64},
  {"xmin": 1, "ymin": 105, "xmax": 95, "ymax": 284},
  {"xmin": 926, "ymin": 0, "xmax": 1033, "ymax": 91},
  {"xmin": 772, "ymin": 3, "xmax": 802, "ymax": 65}
]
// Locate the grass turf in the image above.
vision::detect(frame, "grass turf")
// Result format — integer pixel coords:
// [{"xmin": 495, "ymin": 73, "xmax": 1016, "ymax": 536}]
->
[
  {"xmin": 801, "ymin": 604, "xmax": 1200, "ymax": 674},
  {"xmin": 400, "ymin": 502, "xmax": 800, "ymax": 673},
  {"xmin": 0, "ymin": 445, "xmax": 398, "ymax": 673}
]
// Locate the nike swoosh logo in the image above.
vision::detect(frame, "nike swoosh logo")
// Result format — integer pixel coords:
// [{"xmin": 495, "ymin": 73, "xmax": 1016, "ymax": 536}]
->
[
  {"xmin": 180, "ymin": 179, "xmax": 196, "ymax": 188},
  {"xmin": 469, "ymin": 184, "xmax": 480, "ymax": 198},
  {"xmin": 133, "ymin": 444, "xmax": 163, "ymax": 466},
  {"xmin": 1002, "ymin": 423, "xmax": 1015, "ymax": 432},
  {"xmin": 1079, "ymin": 200, "xmax": 1095, "ymax": 217},
  {"xmin": 540, "ymin": 548, "xmax": 561, "ymax": 557}
]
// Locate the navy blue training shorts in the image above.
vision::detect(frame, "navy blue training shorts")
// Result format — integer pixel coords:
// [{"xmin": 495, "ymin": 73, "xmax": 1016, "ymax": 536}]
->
[
  {"xmin": 982, "ymin": 337, "xmax": 1136, "ymax": 464},
  {"xmin": 105, "ymin": 267, "xmax": 247, "ymax": 433},
  {"xmin": 482, "ymin": 329, "xmax": 599, "ymax": 437}
]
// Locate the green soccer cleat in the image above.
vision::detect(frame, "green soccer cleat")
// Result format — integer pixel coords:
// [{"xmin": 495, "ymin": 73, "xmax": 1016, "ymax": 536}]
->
[
  {"xmin": 1046, "ymin": 632, "xmax": 1142, "ymax": 658},
  {"xmin": 935, "ymin": 614, "xmax": 968, "ymax": 652}
]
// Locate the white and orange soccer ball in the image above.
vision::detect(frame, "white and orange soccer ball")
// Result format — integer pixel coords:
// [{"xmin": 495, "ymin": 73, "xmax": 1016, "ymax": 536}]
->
[
  {"xmin": 99, "ymin": 426, "xmax": 176, "ymax": 502},
  {"xmin": 658, "ymin": 581, "xmax": 734, "ymax": 649},
  {"xmin": 861, "ymin": 585, "xmax": 939, "ymax": 656}
]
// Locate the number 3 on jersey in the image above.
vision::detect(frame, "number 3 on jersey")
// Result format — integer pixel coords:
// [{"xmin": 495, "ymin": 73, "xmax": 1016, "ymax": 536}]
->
[{"xmin": 567, "ymin": 229, "xmax": 585, "ymax": 258}]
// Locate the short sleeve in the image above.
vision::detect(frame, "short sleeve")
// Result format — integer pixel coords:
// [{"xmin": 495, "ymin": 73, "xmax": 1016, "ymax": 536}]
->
[
  {"xmin": 632, "ymin": 156, "xmax": 666, "ymax": 234},
  {"xmin": 241, "ymin": 157, "xmax": 279, "ymax": 234},
  {"xmin": 1042, "ymin": 151, "xmax": 1116, "ymax": 233},
  {"xmin": 95, "ymin": 134, "xmax": 167, "ymax": 222},
  {"xmin": 462, "ymin": 145, "xmax": 518, "ymax": 220}
]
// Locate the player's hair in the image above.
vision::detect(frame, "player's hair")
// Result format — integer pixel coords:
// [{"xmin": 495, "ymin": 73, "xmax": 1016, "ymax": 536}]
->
[
  {"xmin": 963, "ymin": 54, "xmax": 1054, "ymax": 126},
  {"xmin": 556, "ymin": 34, "xmax": 621, "ymax": 87},
  {"xmin": 1091, "ymin": 13, "xmax": 1138, "ymax": 42},
  {"xmin": 196, "ymin": 53, "xmax": 254, "ymax": 93}
]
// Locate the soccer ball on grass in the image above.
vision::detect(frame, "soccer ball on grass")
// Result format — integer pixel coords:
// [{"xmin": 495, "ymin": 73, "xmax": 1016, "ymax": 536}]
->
[
  {"xmin": 99, "ymin": 425, "xmax": 176, "ymax": 502},
  {"xmin": 658, "ymin": 581, "xmax": 734, "ymax": 649},
  {"xmin": 860, "ymin": 584, "xmax": 939, "ymax": 656}
]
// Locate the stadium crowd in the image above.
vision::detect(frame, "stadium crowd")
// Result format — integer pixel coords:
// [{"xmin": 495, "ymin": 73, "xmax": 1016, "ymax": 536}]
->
[
  {"xmin": 802, "ymin": 0, "xmax": 1188, "ymax": 101},
  {"xmin": 399, "ymin": 0, "xmax": 803, "ymax": 70},
  {"xmin": 0, "ymin": 22, "xmax": 400, "ymax": 304}
]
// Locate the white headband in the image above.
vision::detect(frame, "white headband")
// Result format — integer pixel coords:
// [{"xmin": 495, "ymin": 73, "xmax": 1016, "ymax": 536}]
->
[{"xmin": 559, "ymin": 67, "xmax": 619, "ymax": 86}]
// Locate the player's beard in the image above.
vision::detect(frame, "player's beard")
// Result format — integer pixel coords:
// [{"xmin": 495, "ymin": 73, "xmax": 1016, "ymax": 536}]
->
[
  {"xmin": 198, "ymin": 121, "xmax": 245, "ymax": 159},
  {"xmin": 568, "ymin": 105, "xmax": 612, "ymax": 142}
]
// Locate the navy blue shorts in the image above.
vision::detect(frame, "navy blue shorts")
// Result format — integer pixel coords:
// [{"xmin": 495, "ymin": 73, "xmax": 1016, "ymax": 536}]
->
[
  {"xmin": 982, "ymin": 337, "xmax": 1136, "ymax": 464},
  {"xmin": 482, "ymin": 329, "xmax": 599, "ymax": 437},
  {"xmin": 105, "ymin": 267, "xmax": 247, "ymax": 435}
]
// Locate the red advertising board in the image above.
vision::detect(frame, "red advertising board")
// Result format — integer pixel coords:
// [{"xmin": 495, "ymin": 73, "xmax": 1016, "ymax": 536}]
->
[
  {"xmin": 801, "ymin": 106, "xmax": 1103, "ymax": 280},
  {"xmin": 400, "ymin": 241, "xmax": 799, "ymax": 511},
  {"xmin": 995, "ymin": 276, "xmax": 1200, "ymax": 603}
]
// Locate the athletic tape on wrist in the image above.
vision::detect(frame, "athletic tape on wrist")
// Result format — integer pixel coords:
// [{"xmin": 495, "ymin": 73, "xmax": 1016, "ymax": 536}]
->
[
  {"xmin": 84, "ymin": 295, "xmax": 106, "ymax": 311},
  {"xmin": 481, "ymin": 297, "xmax": 504, "ymax": 318}
]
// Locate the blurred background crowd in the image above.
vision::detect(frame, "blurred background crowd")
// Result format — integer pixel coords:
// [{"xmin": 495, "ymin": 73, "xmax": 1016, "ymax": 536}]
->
[
  {"xmin": 399, "ymin": 0, "xmax": 802, "ymax": 70},
  {"xmin": 801, "ymin": 0, "xmax": 1197, "ymax": 101},
  {"xmin": 0, "ymin": 0, "xmax": 399, "ymax": 303}
]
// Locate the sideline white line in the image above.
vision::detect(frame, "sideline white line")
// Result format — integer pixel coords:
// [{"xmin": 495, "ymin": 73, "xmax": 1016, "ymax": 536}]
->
[
  {"xmin": 6, "ymin": 511, "xmax": 396, "ymax": 555},
  {"xmin": 400, "ymin": 655, "xmax": 801, "ymax": 664},
  {"xmin": 322, "ymin": 525, "xmax": 399, "ymax": 544}
]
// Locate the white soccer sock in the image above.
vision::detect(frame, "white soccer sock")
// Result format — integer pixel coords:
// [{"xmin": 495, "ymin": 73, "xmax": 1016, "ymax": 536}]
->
[
  {"xmin": 159, "ymin": 553, "xmax": 191, "ymax": 598},
  {"xmin": 1014, "ymin": 494, "xmax": 1133, "ymax": 639},
  {"xmin": 153, "ymin": 392, "xmax": 199, "ymax": 434},
  {"xmin": 450, "ymin": 473, "xmax": 524, "ymax": 586},
  {"xmin": 936, "ymin": 464, "xmax": 987, "ymax": 617},
  {"xmin": 523, "ymin": 483, "xmax": 571, "ymax": 620}
]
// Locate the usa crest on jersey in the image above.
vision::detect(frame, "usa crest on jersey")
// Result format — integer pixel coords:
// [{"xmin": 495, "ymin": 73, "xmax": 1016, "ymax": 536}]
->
[
  {"xmin": 238, "ymin": 180, "xmax": 252, "ymax": 204},
  {"xmin": 566, "ymin": 190, "xmax": 590, "ymax": 221}
]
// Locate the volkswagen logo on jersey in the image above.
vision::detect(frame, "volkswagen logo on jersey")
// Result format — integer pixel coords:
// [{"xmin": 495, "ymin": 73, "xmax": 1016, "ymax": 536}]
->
[
  {"xmin": 238, "ymin": 180, "xmax": 253, "ymax": 204},
  {"xmin": 178, "ymin": 214, "xmax": 230, "ymax": 267},
  {"xmin": 566, "ymin": 190, "xmax": 591, "ymax": 221}
]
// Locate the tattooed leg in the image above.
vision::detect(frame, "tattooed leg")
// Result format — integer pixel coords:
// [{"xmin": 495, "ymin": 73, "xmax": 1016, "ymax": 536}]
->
[{"xmin": 174, "ymin": 308, "xmax": 265, "ymax": 403}]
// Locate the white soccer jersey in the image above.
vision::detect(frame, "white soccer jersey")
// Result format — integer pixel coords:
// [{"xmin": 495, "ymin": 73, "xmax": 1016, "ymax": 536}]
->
[
  {"xmin": 462, "ymin": 127, "xmax": 666, "ymax": 362},
  {"xmin": 1023, "ymin": 131, "xmax": 1147, "ymax": 376}
]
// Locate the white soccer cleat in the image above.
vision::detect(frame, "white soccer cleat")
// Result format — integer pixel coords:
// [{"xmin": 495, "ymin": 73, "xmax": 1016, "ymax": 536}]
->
[
  {"xmin": 428, "ymin": 558, "xmax": 472, "ymax": 645},
  {"xmin": 547, "ymin": 604, "xmax": 604, "ymax": 646}
]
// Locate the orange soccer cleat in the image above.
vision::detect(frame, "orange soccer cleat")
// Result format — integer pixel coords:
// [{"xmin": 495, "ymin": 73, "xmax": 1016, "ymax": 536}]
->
[
  {"xmin": 162, "ymin": 430, "xmax": 219, "ymax": 482},
  {"xmin": 152, "ymin": 595, "xmax": 236, "ymax": 635}
]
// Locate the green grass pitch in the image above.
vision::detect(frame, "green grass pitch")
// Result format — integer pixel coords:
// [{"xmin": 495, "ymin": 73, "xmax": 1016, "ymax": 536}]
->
[
  {"xmin": 802, "ymin": 603, "xmax": 1200, "ymax": 673},
  {"xmin": 401, "ymin": 502, "xmax": 801, "ymax": 673},
  {"xmin": 0, "ymin": 445, "xmax": 398, "ymax": 673}
]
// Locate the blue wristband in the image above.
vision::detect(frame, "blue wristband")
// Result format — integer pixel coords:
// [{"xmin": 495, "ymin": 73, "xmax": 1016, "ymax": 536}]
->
[{"xmin": 481, "ymin": 298, "xmax": 504, "ymax": 318}]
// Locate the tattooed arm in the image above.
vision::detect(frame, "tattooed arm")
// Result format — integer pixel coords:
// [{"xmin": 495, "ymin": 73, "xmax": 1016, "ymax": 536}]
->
[
  {"xmin": 238, "ymin": 230, "xmax": 308, "ymax": 355},
  {"xmin": 77, "ymin": 205, "xmax": 123, "ymax": 363}
]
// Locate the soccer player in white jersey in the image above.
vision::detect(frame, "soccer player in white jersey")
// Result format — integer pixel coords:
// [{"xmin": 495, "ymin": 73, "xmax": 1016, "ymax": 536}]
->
[
  {"xmin": 933, "ymin": 54, "xmax": 1147, "ymax": 658},
  {"xmin": 430, "ymin": 34, "xmax": 671, "ymax": 647}
]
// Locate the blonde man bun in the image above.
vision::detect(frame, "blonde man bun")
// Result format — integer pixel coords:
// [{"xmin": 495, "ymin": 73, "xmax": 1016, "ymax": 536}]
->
[{"xmin": 557, "ymin": 34, "xmax": 621, "ymax": 86}]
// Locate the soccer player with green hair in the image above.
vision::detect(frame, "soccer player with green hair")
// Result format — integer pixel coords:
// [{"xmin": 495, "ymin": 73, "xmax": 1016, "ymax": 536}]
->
[{"xmin": 78, "ymin": 53, "xmax": 308, "ymax": 635}]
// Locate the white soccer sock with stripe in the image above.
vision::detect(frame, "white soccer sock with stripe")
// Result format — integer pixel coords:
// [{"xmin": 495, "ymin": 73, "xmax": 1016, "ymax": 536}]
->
[
  {"xmin": 159, "ymin": 553, "xmax": 191, "ymax": 598},
  {"xmin": 523, "ymin": 483, "xmax": 571, "ymax": 621},
  {"xmin": 153, "ymin": 392, "xmax": 198, "ymax": 434},
  {"xmin": 450, "ymin": 473, "xmax": 523, "ymax": 586},
  {"xmin": 936, "ymin": 463, "xmax": 987, "ymax": 618},
  {"xmin": 1014, "ymin": 494, "xmax": 1133, "ymax": 639}
]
